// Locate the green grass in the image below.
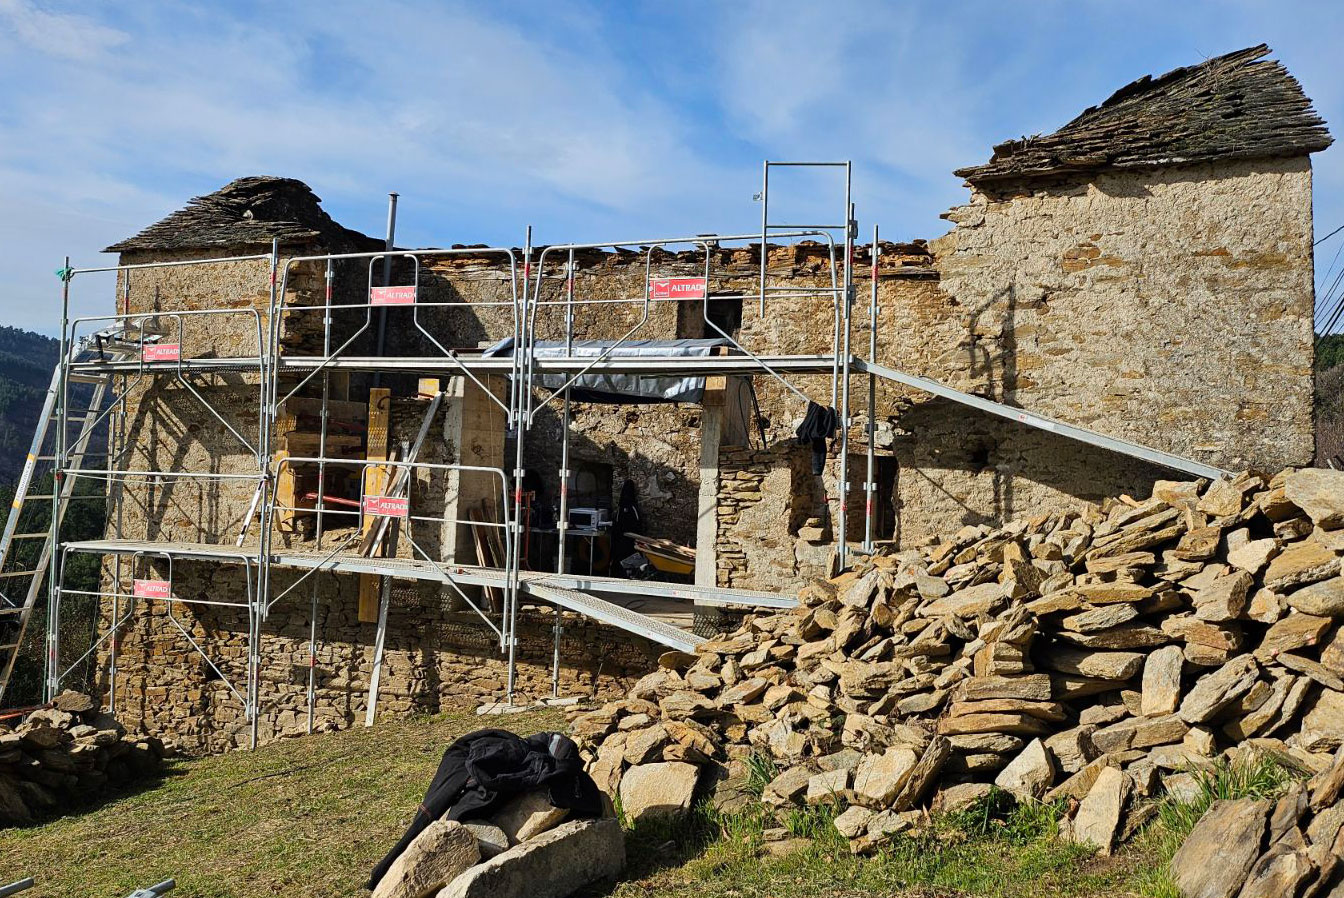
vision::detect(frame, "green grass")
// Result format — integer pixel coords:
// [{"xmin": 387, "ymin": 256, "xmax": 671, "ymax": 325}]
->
[
  {"xmin": 0, "ymin": 709, "xmax": 568, "ymax": 898},
  {"xmin": 1127, "ymin": 753, "xmax": 1302, "ymax": 898},
  {"xmin": 5, "ymin": 714, "xmax": 1277, "ymax": 898},
  {"xmin": 612, "ymin": 787, "xmax": 1124, "ymax": 898}
]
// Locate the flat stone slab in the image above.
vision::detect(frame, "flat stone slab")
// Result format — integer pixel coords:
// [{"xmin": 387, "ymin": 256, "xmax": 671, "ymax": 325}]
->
[
  {"xmin": 374, "ymin": 820, "xmax": 480, "ymax": 898},
  {"xmin": 436, "ymin": 818, "xmax": 624, "ymax": 898},
  {"xmin": 490, "ymin": 789, "xmax": 569, "ymax": 845},
  {"xmin": 619, "ymin": 761, "xmax": 699, "ymax": 824},
  {"xmin": 1168, "ymin": 798, "xmax": 1270, "ymax": 898}
]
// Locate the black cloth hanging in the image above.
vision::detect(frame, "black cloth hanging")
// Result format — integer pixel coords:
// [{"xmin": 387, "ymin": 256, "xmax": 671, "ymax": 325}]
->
[
  {"xmin": 367, "ymin": 728, "xmax": 603, "ymax": 890},
  {"xmin": 611, "ymin": 479, "xmax": 642, "ymax": 571},
  {"xmin": 795, "ymin": 401, "xmax": 838, "ymax": 475}
]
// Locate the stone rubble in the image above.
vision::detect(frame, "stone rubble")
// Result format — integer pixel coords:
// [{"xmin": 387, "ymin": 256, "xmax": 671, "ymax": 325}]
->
[
  {"xmin": 1168, "ymin": 745, "xmax": 1344, "ymax": 898},
  {"xmin": 567, "ymin": 468, "xmax": 1344, "ymax": 857},
  {"xmin": 371, "ymin": 787, "xmax": 622, "ymax": 898},
  {"xmin": 0, "ymin": 691, "xmax": 165, "ymax": 826}
]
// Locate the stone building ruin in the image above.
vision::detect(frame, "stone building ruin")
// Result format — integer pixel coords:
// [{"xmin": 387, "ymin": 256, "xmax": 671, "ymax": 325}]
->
[{"xmin": 12, "ymin": 44, "xmax": 1334, "ymax": 752}]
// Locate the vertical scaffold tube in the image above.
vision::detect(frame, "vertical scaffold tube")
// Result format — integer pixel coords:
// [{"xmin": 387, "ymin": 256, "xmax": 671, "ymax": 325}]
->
[
  {"xmin": 836, "ymin": 170, "xmax": 854, "ymax": 568},
  {"xmin": 307, "ymin": 576, "xmax": 318, "ymax": 734},
  {"xmin": 45, "ymin": 258, "xmax": 71, "ymax": 702},
  {"xmin": 506, "ymin": 229, "xmax": 532, "ymax": 704},
  {"xmin": 251, "ymin": 238, "xmax": 280, "ymax": 748},
  {"xmin": 552, "ymin": 248, "xmax": 576, "ymax": 697},
  {"xmin": 864, "ymin": 226, "xmax": 879, "ymax": 552}
]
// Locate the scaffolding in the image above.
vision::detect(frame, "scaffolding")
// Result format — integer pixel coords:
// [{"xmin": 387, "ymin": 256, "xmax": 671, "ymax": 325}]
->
[{"xmin": 14, "ymin": 161, "xmax": 1231, "ymax": 745}]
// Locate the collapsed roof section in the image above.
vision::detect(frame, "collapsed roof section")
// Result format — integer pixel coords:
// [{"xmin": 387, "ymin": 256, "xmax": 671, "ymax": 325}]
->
[
  {"xmin": 105, "ymin": 176, "xmax": 382, "ymax": 254},
  {"xmin": 955, "ymin": 43, "xmax": 1333, "ymax": 186}
]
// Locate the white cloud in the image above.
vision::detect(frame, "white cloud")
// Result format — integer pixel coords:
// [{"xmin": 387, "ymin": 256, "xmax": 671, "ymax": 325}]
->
[
  {"xmin": 0, "ymin": 0, "xmax": 128, "ymax": 61},
  {"xmin": 0, "ymin": 0, "xmax": 1340, "ymax": 335}
]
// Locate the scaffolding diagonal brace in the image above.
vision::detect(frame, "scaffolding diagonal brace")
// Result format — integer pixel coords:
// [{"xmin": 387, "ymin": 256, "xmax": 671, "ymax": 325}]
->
[{"xmin": 854, "ymin": 358, "xmax": 1229, "ymax": 481}]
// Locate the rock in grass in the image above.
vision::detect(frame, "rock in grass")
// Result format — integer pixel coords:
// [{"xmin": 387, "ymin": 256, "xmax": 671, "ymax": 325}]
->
[
  {"xmin": 1168, "ymin": 798, "xmax": 1270, "ymax": 898},
  {"xmin": 372, "ymin": 819, "xmax": 479, "ymax": 898},
  {"xmin": 852, "ymin": 747, "xmax": 918, "ymax": 807},
  {"xmin": 438, "ymin": 818, "xmax": 624, "ymax": 898},
  {"xmin": 993, "ymin": 738, "xmax": 1055, "ymax": 799},
  {"xmin": 833, "ymin": 804, "xmax": 875, "ymax": 838},
  {"xmin": 618, "ymin": 762, "xmax": 699, "ymax": 825},
  {"xmin": 1069, "ymin": 765, "xmax": 1130, "ymax": 855}
]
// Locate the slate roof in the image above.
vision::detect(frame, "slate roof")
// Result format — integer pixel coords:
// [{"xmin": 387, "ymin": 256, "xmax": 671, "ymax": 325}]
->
[
  {"xmin": 955, "ymin": 44, "xmax": 1332, "ymax": 186},
  {"xmin": 106, "ymin": 176, "xmax": 381, "ymax": 253}
]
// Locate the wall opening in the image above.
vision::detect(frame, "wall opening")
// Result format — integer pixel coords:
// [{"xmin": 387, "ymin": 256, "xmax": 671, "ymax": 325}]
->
[{"xmin": 676, "ymin": 293, "xmax": 743, "ymax": 339}]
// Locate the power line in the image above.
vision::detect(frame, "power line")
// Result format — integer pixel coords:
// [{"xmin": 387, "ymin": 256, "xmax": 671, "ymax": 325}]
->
[{"xmin": 1317, "ymin": 222, "xmax": 1344, "ymax": 247}]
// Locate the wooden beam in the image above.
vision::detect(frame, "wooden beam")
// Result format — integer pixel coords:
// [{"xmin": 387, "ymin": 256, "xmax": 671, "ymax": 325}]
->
[{"xmin": 274, "ymin": 450, "xmax": 298, "ymax": 533}]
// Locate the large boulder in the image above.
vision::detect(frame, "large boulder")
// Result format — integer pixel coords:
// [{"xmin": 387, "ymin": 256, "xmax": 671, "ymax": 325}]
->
[
  {"xmin": 1285, "ymin": 468, "xmax": 1344, "ymax": 529},
  {"xmin": 372, "ymin": 820, "xmax": 480, "ymax": 898},
  {"xmin": 436, "ymin": 818, "xmax": 624, "ymax": 898},
  {"xmin": 618, "ymin": 762, "xmax": 699, "ymax": 825},
  {"xmin": 489, "ymin": 790, "xmax": 568, "ymax": 845}
]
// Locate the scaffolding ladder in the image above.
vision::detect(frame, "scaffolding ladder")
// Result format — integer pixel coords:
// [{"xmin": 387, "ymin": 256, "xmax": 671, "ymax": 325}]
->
[{"xmin": 0, "ymin": 334, "xmax": 127, "ymax": 706}]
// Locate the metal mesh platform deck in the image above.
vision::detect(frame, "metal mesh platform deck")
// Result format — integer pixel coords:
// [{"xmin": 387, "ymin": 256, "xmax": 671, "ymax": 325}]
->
[{"xmin": 60, "ymin": 538, "xmax": 791, "ymax": 651}]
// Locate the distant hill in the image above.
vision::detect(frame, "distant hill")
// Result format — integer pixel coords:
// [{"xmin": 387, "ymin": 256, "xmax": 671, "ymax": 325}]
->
[{"xmin": 0, "ymin": 326, "xmax": 58, "ymax": 483}]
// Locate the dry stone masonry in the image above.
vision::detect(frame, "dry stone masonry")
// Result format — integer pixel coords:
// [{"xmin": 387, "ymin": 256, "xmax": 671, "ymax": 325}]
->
[
  {"xmin": 0, "ymin": 691, "xmax": 164, "ymax": 826},
  {"xmin": 572, "ymin": 467, "xmax": 1344, "ymax": 857}
]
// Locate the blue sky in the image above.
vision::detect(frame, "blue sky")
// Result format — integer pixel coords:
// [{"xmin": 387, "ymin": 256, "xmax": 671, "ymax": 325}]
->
[{"xmin": 1, "ymin": 0, "xmax": 1341, "ymax": 335}]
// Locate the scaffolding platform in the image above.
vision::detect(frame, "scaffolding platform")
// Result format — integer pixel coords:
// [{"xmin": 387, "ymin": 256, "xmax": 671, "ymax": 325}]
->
[
  {"xmin": 66, "ymin": 353, "xmax": 840, "ymax": 377},
  {"xmin": 61, "ymin": 537, "xmax": 794, "ymax": 640}
]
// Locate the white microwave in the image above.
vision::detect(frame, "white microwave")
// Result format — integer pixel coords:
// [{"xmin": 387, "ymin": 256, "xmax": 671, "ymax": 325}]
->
[{"xmin": 568, "ymin": 507, "xmax": 610, "ymax": 529}]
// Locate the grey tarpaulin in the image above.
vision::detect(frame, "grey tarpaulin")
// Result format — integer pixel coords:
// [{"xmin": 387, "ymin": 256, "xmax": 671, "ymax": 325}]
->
[{"xmin": 483, "ymin": 337, "xmax": 731, "ymax": 404}]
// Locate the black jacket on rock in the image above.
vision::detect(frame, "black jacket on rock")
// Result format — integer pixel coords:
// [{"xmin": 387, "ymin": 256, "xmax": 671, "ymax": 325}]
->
[{"xmin": 366, "ymin": 728, "xmax": 604, "ymax": 890}]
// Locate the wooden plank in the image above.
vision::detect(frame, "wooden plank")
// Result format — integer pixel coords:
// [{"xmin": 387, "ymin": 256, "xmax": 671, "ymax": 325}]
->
[
  {"xmin": 480, "ymin": 500, "xmax": 507, "ymax": 581},
  {"xmin": 467, "ymin": 508, "xmax": 501, "ymax": 613},
  {"xmin": 358, "ymin": 574, "xmax": 381, "ymax": 625},
  {"xmin": 358, "ymin": 387, "xmax": 392, "ymax": 623},
  {"xmin": 278, "ymin": 433, "xmax": 363, "ymax": 455},
  {"xmin": 361, "ymin": 388, "xmax": 392, "ymax": 540},
  {"xmin": 274, "ymin": 450, "xmax": 298, "ymax": 533}
]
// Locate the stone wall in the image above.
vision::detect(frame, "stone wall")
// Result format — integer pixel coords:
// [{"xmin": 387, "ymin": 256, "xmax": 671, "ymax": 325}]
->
[
  {"xmin": 716, "ymin": 157, "xmax": 1318, "ymax": 563},
  {"xmin": 100, "ymin": 561, "xmax": 659, "ymax": 754},
  {"xmin": 714, "ymin": 443, "xmax": 830, "ymax": 590},
  {"xmin": 91, "ymin": 151, "xmax": 1320, "ymax": 752},
  {"xmin": 933, "ymin": 157, "xmax": 1316, "ymax": 473}
]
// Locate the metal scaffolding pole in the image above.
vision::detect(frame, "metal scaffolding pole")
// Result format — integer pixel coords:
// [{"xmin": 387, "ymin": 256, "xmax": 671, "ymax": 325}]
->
[
  {"xmin": 837, "ymin": 167, "xmax": 855, "ymax": 565},
  {"xmin": 505, "ymin": 228, "xmax": 533, "ymax": 704},
  {"xmin": 864, "ymin": 226, "xmax": 879, "ymax": 552},
  {"xmin": 251, "ymin": 237, "xmax": 280, "ymax": 749},
  {"xmin": 306, "ymin": 575, "xmax": 318, "ymax": 734},
  {"xmin": 552, "ymin": 248, "xmax": 576, "ymax": 697},
  {"xmin": 45, "ymin": 258, "xmax": 71, "ymax": 701}
]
